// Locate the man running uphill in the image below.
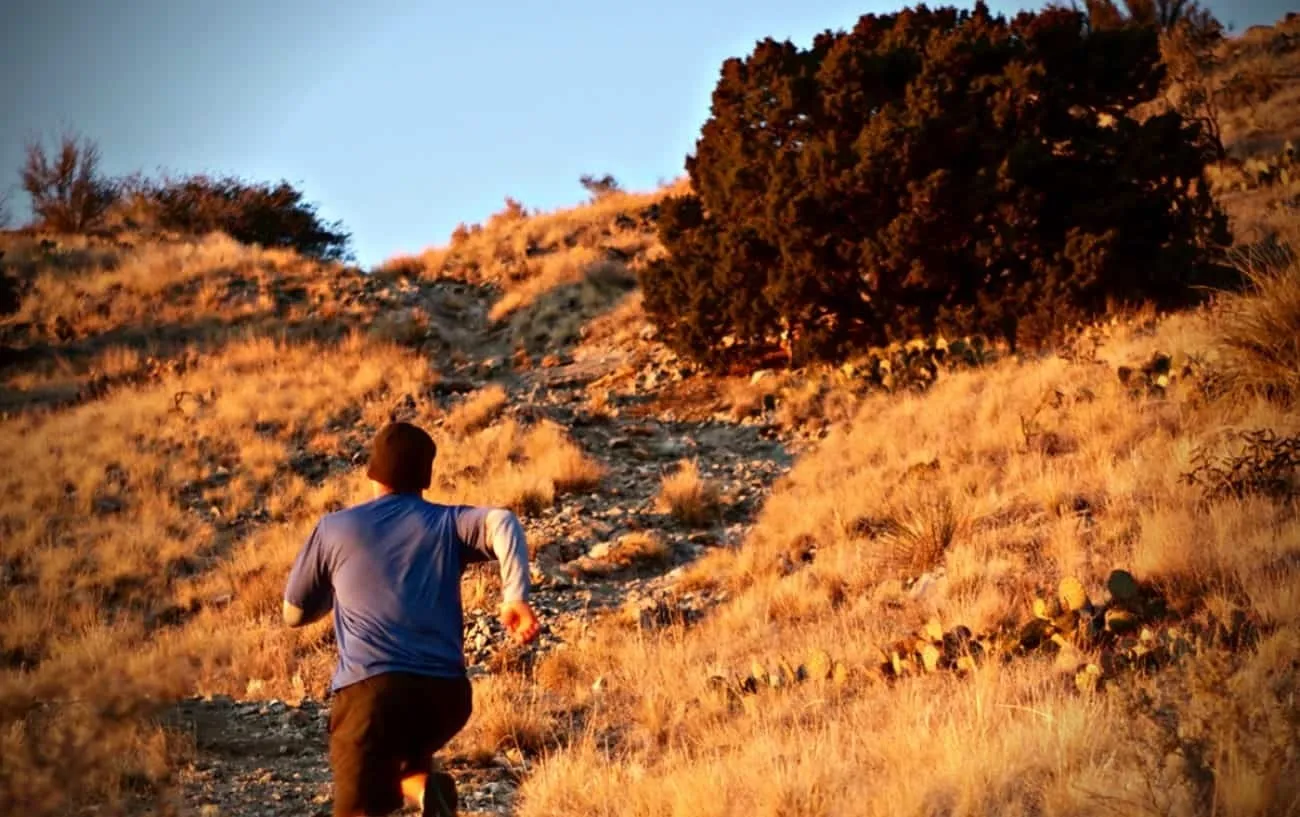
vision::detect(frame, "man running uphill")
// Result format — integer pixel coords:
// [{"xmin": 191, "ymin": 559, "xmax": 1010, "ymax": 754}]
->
[{"xmin": 282, "ymin": 421, "xmax": 540, "ymax": 817}]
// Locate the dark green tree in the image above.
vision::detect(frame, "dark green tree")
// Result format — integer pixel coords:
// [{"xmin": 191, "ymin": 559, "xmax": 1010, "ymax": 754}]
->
[{"xmin": 641, "ymin": 3, "xmax": 1230, "ymax": 368}]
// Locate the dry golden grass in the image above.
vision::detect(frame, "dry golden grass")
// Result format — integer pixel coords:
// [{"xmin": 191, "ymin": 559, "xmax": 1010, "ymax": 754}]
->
[
  {"xmin": 565, "ymin": 532, "xmax": 674, "ymax": 579},
  {"xmin": 377, "ymin": 181, "xmax": 685, "ymax": 354},
  {"xmin": 446, "ymin": 671, "xmax": 571, "ymax": 764},
  {"xmin": 656, "ymin": 459, "xmax": 724, "ymax": 527},
  {"xmin": 1210, "ymin": 242, "xmax": 1300, "ymax": 406},
  {"xmin": 443, "ymin": 384, "xmax": 509, "ymax": 436},
  {"xmin": 3, "ymin": 232, "xmax": 357, "ymax": 342},
  {"xmin": 1215, "ymin": 16, "xmax": 1300, "ymax": 157},
  {"xmin": 509, "ymin": 254, "xmax": 1300, "ymax": 816},
  {"xmin": 501, "ymin": 258, "xmax": 638, "ymax": 354},
  {"xmin": 406, "ymin": 181, "xmax": 685, "ymax": 285},
  {"xmin": 607, "ymin": 531, "xmax": 672, "ymax": 570}
]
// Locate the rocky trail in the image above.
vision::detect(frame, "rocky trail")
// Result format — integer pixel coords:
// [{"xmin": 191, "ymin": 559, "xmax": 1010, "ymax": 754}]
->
[{"xmin": 170, "ymin": 333, "xmax": 797, "ymax": 816}]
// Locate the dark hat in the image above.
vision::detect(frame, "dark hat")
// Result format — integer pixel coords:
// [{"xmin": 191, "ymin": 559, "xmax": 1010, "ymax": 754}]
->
[{"xmin": 366, "ymin": 422, "xmax": 437, "ymax": 494}]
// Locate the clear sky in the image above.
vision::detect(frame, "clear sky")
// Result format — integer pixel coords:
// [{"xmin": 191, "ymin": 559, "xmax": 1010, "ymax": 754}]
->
[{"xmin": 2, "ymin": 0, "xmax": 1290, "ymax": 268}]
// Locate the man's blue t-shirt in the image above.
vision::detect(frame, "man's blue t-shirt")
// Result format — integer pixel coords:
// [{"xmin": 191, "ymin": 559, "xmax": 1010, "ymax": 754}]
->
[{"xmin": 283, "ymin": 493, "xmax": 530, "ymax": 693}]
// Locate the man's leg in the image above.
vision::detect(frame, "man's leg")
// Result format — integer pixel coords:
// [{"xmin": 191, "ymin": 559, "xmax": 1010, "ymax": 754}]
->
[
  {"xmin": 397, "ymin": 675, "xmax": 473, "ymax": 817},
  {"xmin": 399, "ymin": 767, "xmax": 457, "ymax": 817},
  {"xmin": 401, "ymin": 772, "xmax": 429, "ymax": 807},
  {"xmin": 329, "ymin": 676, "xmax": 406, "ymax": 817}
]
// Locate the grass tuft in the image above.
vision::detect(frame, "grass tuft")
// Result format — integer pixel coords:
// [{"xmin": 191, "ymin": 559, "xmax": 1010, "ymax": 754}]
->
[{"xmin": 656, "ymin": 459, "xmax": 724, "ymax": 527}]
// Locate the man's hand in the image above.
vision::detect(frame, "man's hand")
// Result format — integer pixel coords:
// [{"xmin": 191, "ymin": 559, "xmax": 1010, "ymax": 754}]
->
[{"xmin": 499, "ymin": 600, "xmax": 540, "ymax": 644}]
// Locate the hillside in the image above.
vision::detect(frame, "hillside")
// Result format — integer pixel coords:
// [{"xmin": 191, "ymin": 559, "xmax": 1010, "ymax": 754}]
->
[{"xmin": 2, "ymin": 14, "xmax": 1299, "ymax": 817}]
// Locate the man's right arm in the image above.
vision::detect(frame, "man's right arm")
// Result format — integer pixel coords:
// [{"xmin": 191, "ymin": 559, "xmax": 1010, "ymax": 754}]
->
[{"xmin": 283, "ymin": 522, "xmax": 334, "ymax": 628}]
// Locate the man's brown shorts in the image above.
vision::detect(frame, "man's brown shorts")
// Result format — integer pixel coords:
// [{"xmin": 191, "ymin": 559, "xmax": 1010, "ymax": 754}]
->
[{"xmin": 328, "ymin": 672, "xmax": 472, "ymax": 816}]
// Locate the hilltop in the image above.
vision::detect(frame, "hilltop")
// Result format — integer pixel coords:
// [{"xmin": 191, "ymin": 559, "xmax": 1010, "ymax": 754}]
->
[{"xmin": 1, "ymin": 11, "xmax": 1299, "ymax": 817}]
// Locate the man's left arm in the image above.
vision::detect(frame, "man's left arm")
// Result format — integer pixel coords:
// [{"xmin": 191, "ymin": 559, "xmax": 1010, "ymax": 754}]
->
[
  {"xmin": 455, "ymin": 506, "xmax": 539, "ymax": 643},
  {"xmin": 283, "ymin": 522, "xmax": 334, "ymax": 628}
]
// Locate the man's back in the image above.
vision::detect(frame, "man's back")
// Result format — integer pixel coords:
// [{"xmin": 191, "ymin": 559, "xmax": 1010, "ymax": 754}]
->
[{"xmin": 284, "ymin": 493, "xmax": 530, "ymax": 692}]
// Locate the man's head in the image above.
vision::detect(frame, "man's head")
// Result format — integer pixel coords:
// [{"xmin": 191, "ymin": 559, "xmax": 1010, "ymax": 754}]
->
[{"xmin": 366, "ymin": 422, "xmax": 437, "ymax": 496}]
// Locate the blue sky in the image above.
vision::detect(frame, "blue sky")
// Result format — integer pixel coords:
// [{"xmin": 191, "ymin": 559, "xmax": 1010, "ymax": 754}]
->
[{"xmin": 2, "ymin": 0, "xmax": 1290, "ymax": 268}]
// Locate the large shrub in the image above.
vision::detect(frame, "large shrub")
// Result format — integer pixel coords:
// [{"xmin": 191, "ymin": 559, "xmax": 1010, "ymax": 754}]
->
[
  {"xmin": 641, "ymin": 3, "xmax": 1231, "ymax": 368},
  {"xmin": 132, "ymin": 174, "xmax": 353, "ymax": 262}
]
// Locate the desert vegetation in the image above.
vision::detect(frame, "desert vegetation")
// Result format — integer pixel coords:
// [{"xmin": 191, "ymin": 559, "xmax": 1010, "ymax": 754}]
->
[
  {"xmin": 641, "ymin": 3, "xmax": 1234, "ymax": 369},
  {"xmin": 15, "ymin": 131, "xmax": 351, "ymax": 261},
  {"xmin": 510, "ymin": 241, "xmax": 1300, "ymax": 817},
  {"xmin": 0, "ymin": 6, "xmax": 1297, "ymax": 817}
]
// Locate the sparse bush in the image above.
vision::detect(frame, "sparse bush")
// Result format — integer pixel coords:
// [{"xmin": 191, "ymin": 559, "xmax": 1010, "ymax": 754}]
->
[
  {"xmin": 1159, "ymin": 9, "xmax": 1228, "ymax": 159},
  {"xmin": 20, "ymin": 132, "xmax": 118, "ymax": 232},
  {"xmin": 641, "ymin": 3, "xmax": 1232, "ymax": 369},
  {"xmin": 488, "ymin": 197, "xmax": 529, "ymax": 227},
  {"xmin": 371, "ymin": 254, "xmax": 426, "ymax": 279},
  {"xmin": 1183, "ymin": 430, "xmax": 1300, "ymax": 500},
  {"xmin": 579, "ymin": 173, "xmax": 622, "ymax": 201},
  {"xmin": 1085, "ymin": 0, "xmax": 1218, "ymax": 32},
  {"xmin": 0, "ymin": 678, "xmax": 191, "ymax": 817},
  {"xmin": 126, "ymin": 174, "xmax": 352, "ymax": 261},
  {"xmin": 607, "ymin": 532, "xmax": 672, "ymax": 570},
  {"xmin": 1219, "ymin": 61, "xmax": 1282, "ymax": 115},
  {"xmin": 450, "ymin": 222, "xmax": 478, "ymax": 244}
]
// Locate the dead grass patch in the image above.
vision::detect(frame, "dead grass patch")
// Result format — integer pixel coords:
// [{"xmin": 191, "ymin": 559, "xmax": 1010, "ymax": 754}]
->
[
  {"xmin": 448, "ymin": 672, "xmax": 568, "ymax": 762},
  {"xmin": 431, "ymin": 418, "xmax": 604, "ymax": 515},
  {"xmin": 1209, "ymin": 242, "xmax": 1300, "ymax": 406},
  {"xmin": 444, "ymin": 384, "xmax": 509, "ymax": 436},
  {"xmin": 657, "ymin": 459, "xmax": 724, "ymax": 527},
  {"xmin": 566, "ymin": 532, "xmax": 674, "ymax": 579}
]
